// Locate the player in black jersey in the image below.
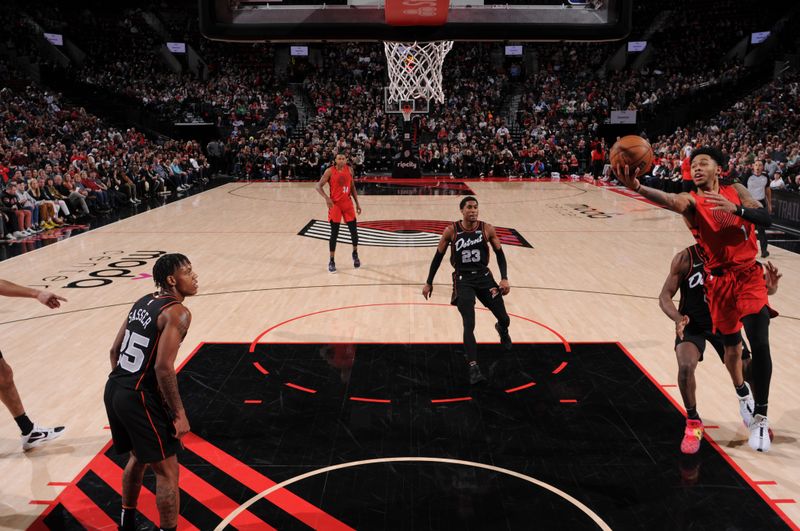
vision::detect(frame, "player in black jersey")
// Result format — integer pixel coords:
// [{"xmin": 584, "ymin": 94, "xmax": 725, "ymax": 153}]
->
[
  {"xmin": 659, "ymin": 245, "xmax": 780, "ymax": 454},
  {"xmin": 423, "ymin": 196, "xmax": 512, "ymax": 384},
  {"xmin": 104, "ymin": 253, "xmax": 197, "ymax": 531},
  {"xmin": 0, "ymin": 279, "xmax": 66, "ymax": 451}
]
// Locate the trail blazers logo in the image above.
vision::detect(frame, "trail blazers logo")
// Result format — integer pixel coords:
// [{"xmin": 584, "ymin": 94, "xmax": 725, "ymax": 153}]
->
[{"xmin": 299, "ymin": 220, "xmax": 533, "ymax": 248}]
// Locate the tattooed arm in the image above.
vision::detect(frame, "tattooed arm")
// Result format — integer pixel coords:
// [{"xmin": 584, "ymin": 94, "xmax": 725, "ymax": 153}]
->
[{"xmin": 155, "ymin": 304, "xmax": 192, "ymax": 439}]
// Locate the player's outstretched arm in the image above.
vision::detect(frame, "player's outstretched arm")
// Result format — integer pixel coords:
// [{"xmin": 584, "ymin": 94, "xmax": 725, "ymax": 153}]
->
[
  {"xmin": 423, "ymin": 225, "xmax": 453, "ymax": 299},
  {"xmin": 723, "ymin": 183, "xmax": 773, "ymax": 226},
  {"xmin": 613, "ymin": 164, "xmax": 694, "ymax": 215},
  {"xmin": 486, "ymin": 224, "xmax": 510, "ymax": 295},
  {"xmin": 109, "ymin": 319, "xmax": 127, "ymax": 369},
  {"xmin": 659, "ymin": 249, "xmax": 691, "ymax": 339},
  {"xmin": 315, "ymin": 168, "xmax": 333, "ymax": 208},
  {"xmin": 0, "ymin": 279, "xmax": 67, "ymax": 308},
  {"xmin": 155, "ymin": 304, "xmax": 192, "ymax": 439}
]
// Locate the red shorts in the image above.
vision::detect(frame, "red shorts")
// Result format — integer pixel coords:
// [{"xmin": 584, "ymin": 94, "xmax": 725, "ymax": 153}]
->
[
  {"xmin": 704, "ymin": 262, "xmax": 773, "ymax": 335},
  {"xmin": 328, "ymin": 199, "xmax": 356, "ymax": 223}
]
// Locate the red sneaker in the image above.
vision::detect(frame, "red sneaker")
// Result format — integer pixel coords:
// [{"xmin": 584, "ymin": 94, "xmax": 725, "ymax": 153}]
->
[{"xmin": 680, "ymin": 419, "xmax": 704, "ymax": 454}]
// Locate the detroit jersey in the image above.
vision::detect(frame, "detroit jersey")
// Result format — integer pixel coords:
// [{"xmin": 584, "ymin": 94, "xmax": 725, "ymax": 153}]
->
[
  {"xmin": 678, "ymin": 245, "xmax": 713, "ymax": 331},
  {"xmin": 329, "ymin": 165, "xmax": 353, "ymax": 203},
  {"xmin": 108, "ymin": 294, "xmax": 180, "ymax": 392},
  {"xmin": 450, "ymin": 221, "xmax": 490, "ymax": 274},
  {"xmin": 690, "ymin": 185, "xmax": 758, "ymax": 270}
]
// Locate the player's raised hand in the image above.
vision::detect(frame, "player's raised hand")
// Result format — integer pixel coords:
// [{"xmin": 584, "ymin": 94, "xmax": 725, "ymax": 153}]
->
[
  {"xmin": 704, "ymin": 191, "xmax": 737, "ymax": 213},
  {"xmin": 422, "ymin": 283, "xmax": 433, "ymax": 300},
  {"xmin": 36, "ymin": 290, "xmax": 67, "ymax": 309},
  {"xmin": 675, "ymin": 315, "xmax": 690, "ymax": 340},
  {"xmin": 613, "ymin": 164, "xmax": 642, "ymax": 191}
]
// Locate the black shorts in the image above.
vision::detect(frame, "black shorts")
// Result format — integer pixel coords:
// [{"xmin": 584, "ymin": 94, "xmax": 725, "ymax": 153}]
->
[
  {"xmin": 451, "ymin": 269, "xmax": 501, "ymax": 307},
  {"xmin": 675, "ymin": 328, "xmax": 752, "ymax": 363},
  {"xmin": 103, "ymin": 379, "xmax": 181, "ymax": 464}
]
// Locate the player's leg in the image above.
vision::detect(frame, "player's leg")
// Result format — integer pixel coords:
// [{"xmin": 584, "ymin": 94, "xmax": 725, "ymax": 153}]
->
[
  {"xmin": 455, "ymin": 285, "xmax": 485, "ymax": 384},
  {"xmin": 1, "ymin": 353, "xmax": 65, "ymax": 450},
  {"xmin": 742, "ymin": 306, "xmax": 772, "ymax": 451},
  {"xmin": 476, "ymin": 284, "xmax": 512, "ymax": 351},
  {"xmin": 343, "ymin": 204, "xmax": 360, "ymax": 268},
  {"xmin": 150, "ymin": 455, "xmax": 180, "ymax": 531},
  {"xmin": 120, "ymin": 452, "xmax": 147, "ymax": 531},
  {"xmin": 328, "ymin": 203, "xmax": 343, "ymax": 270},
  {"xmin": 675, "ymin": 339, "xmax": 703, "ymax": 454}
]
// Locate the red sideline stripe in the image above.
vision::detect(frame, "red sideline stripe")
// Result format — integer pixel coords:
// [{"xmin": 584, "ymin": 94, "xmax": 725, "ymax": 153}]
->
[
  {"xmin": 92, "ymin": 454, "xmax": 198, "ymax": 531},
  {"xmin": 285, "ymin": 382, "xmax": 317, "ymax": 394},
  {"xmin": 661, "ymin": 384, "xmax": 678, "ymax": 388},
  {"xmin": 47, "ymin": 482, "xmax": 70, "ymax": 487},
  {"xmin": 29, "ymin": 500, "xmax": 55, "ymax": 505},
  {"xmin": 183, "ymin": 433, "xmax": 355, "ymax": 530},
  {"xmin": 431, "ymin": 397, "xmax": 472, "ymax": 404},
  {"xmin": 615, "ymin": 342, "xmax": 800, "ymax": 531},
  {"xmin": 773, "ymin": 499, "xmax": 796, "ymax": 504},
  {"xmin": 505, "ymin": 382, "xmax": 536, "ymax": 394},
  {"xmin": 179, "ymin": 465, "xmax": 273, "ymax": 529},
  {"xmin": 704, "ymin": 425, "xmax": 720, "ymax": 429},
  {"xmin": 253, "ymin": 361, "xmax": 269, "ymax": 375},
  {"xmin": 552, "ymin": 361, "xmax": 568, "ymax": 374},
  {"xmin": 58, "ymin": 486, "xmax": 118, "ymax": 530},
  {"xmin": 559, "ymin": 399, "xmax": 578, "ymax": 403},
  {"xmin": 350, "ymin": 397, "xmax": 392, "ymax": 404},
  {"xmin": 244, "ymin": 400, "xmax": 263, "ymax": 404},
  {"xmin": 103, "ymin": 426, "xmax": 111, "ymax": 430},
  {"xmin": 756, "ymin": 481, "xmax": 778, "ymax": 486}
]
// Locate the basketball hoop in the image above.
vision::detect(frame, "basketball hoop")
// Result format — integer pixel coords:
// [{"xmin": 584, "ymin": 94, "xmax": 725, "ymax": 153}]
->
[{"xmin": 384, "ymin": 41, "xmax": 454, "ymax": 104}]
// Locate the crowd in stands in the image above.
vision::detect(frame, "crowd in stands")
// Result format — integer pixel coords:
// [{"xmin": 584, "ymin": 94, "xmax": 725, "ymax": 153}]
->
[{"xmin": 0, "ymin": 74, "xmax": 210, "ymax": 242}]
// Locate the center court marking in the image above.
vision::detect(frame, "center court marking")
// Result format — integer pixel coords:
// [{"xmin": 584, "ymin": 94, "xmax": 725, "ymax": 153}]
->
[{"xmin": 213, "ymin": 457, "xmax": 612, "ymax": 531}]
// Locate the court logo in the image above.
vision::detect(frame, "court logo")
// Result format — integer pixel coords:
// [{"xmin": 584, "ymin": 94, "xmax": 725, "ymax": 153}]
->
[
  {"xmin": 548, "ymin": 203, "xmax": 620, "ymax": 219},
  {"xmin": 34, "ymin": 250, "xmax": 168, "ymax": 289},
  {"xmin": 299, "ymin": 220, "xmax": 533, "ymax": 248}
]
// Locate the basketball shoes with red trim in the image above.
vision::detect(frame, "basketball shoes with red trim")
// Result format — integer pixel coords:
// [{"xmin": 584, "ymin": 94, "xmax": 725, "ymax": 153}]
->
[{"xmin": 680, "ymin": 419, "xmax": 704, "ymax": 455}]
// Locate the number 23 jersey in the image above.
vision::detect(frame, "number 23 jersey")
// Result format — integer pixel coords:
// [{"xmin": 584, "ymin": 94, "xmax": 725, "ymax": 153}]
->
[
  {"xmin": 108, "ymin": 294, "xmax": 180, "ymax": 392},
  {"xmin": 450, "ymin": 221, "xmax": 490, "ymax": 274}
]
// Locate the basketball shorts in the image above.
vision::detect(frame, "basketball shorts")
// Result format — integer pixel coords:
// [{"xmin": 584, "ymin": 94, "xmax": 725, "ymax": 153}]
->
[
  {"xmin": 704, "ymin": 262, "xmax": 776, "ymax": 335},
  {"xmin": 328, "ymin": 199, "xmax": 356, "ymax": 223},
  {"xmin": 451, "ymin": 269, "xmax": 501, "ymax": 307},
  {"xmin": 675, "ymin": 326, "xmax": 751, "ymax": 363},
  {"xmin": 104, "ymin": 379, "xmax": 181, "ymax": 464}
]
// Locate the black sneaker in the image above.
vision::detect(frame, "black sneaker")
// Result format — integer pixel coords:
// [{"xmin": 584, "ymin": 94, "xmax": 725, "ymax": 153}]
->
[
  {"xmin": 22, "ymin": 425, "xmax": 66, "ymax": 451},
  {"xmin": 328, "ymin": 259, "xmax": 336, "ymax": 273},
  {"xmin": 495, "ymin": 323, "xmax": 512, "ymax": 351},
  {"xmin": 468, "ymin": 363, "xmax": 487, "ymax": 385},
  {"xmin": 353, "ymin": 251, "xmax": 361, "ymax": 269}
]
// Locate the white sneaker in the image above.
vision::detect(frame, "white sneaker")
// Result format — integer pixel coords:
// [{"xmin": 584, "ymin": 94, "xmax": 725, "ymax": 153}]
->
[
  {"xmin": 13, "ymin": 231, "xmax": 26, "ymax": 238},
  {"xmin": 748, "ymin": 414, "xmax": 770, "ymax": 452},
  {"xmin": 22, "ymin": 425, "xmax": 66, "ymax": 451},
  {"xmin": 738, "ymin": 382, "xmax": 755, "ymax": 427}
]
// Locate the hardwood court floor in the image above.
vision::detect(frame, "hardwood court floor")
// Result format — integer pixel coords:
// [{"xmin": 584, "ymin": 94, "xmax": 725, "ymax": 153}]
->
[{"xmin": 0, "ymin": 179, "xmax": 798, "ymax": 529}]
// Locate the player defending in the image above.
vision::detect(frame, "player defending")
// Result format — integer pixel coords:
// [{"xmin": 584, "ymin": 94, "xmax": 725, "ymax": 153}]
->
[
  {"xmin": 315, "ymin": 153, "xmax": 362, "ymax": 273},
  {"xmin": 423, "ymin": 196, "xmax": 512, "ymax": 384},
  {"xmin": 660, "ymin": 245, "xmax": 781, "ymax": 454},
  {"xmin": 616, "ymin": 147, "xmax": 777, "ymax": 451},
  {"xmin": 104, "ymin": 254, "xmax": 198, "ymax": 531},
  {"xmin": 0, "ymin": 279, "xmax": 66, "ymax": 450}
]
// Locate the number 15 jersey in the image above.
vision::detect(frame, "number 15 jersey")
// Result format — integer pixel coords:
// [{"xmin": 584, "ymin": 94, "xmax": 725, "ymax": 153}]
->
[{"xmin": 108, "ymin": 294, "xmax": 180, "ymax": 392}]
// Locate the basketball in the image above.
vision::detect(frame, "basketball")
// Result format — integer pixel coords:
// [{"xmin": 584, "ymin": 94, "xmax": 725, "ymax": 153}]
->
[{"xmin": 610, "ymin": 135, "xmax": 654, "ymax": 175}]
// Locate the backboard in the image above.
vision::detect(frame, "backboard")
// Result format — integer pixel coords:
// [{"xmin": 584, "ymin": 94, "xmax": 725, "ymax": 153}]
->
[{"xmin": 199, "ymin": 0, "xmax": 632, "ymax": 43}]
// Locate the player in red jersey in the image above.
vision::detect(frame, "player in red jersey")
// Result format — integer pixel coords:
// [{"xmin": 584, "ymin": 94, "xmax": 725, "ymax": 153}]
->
[
  {"xmin": 315, "ymin": 153, "xmax": 362, "ymax": 273},
  {"xmin": 615, "ymin": 146, "xmax": 777, "ymax": 452}
]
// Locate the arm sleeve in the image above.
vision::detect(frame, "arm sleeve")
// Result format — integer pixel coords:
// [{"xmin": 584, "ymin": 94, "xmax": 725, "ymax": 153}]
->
[
  {"xmin": 495, "ymin": 248, "xmax": 508, "ymax": 280},
  {"xmin": 426, "ymin": 250, "xmax": 446, "ymax": 285},
  {"xmin": 736, "ymin": 205, "xmax": 772, "ymax": 227}
]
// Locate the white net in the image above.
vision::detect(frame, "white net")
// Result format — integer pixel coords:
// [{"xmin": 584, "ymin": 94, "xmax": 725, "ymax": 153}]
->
[{"xmin": 384, "ymin": 41, "xmax": 454, "ymax": 104}]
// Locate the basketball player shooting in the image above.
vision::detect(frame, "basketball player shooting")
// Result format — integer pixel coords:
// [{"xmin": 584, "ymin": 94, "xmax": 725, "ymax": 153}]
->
[
  {"xmin": 615, "ymin": 147, "xmax": 777, "ymax": 452},
  {"xmin": 422, "ymin": 196, "xmax": 512, "ymax": 385},
  {"xmin": 315, "ymin": 153, "xmax": 362, "ymax": 273}
]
